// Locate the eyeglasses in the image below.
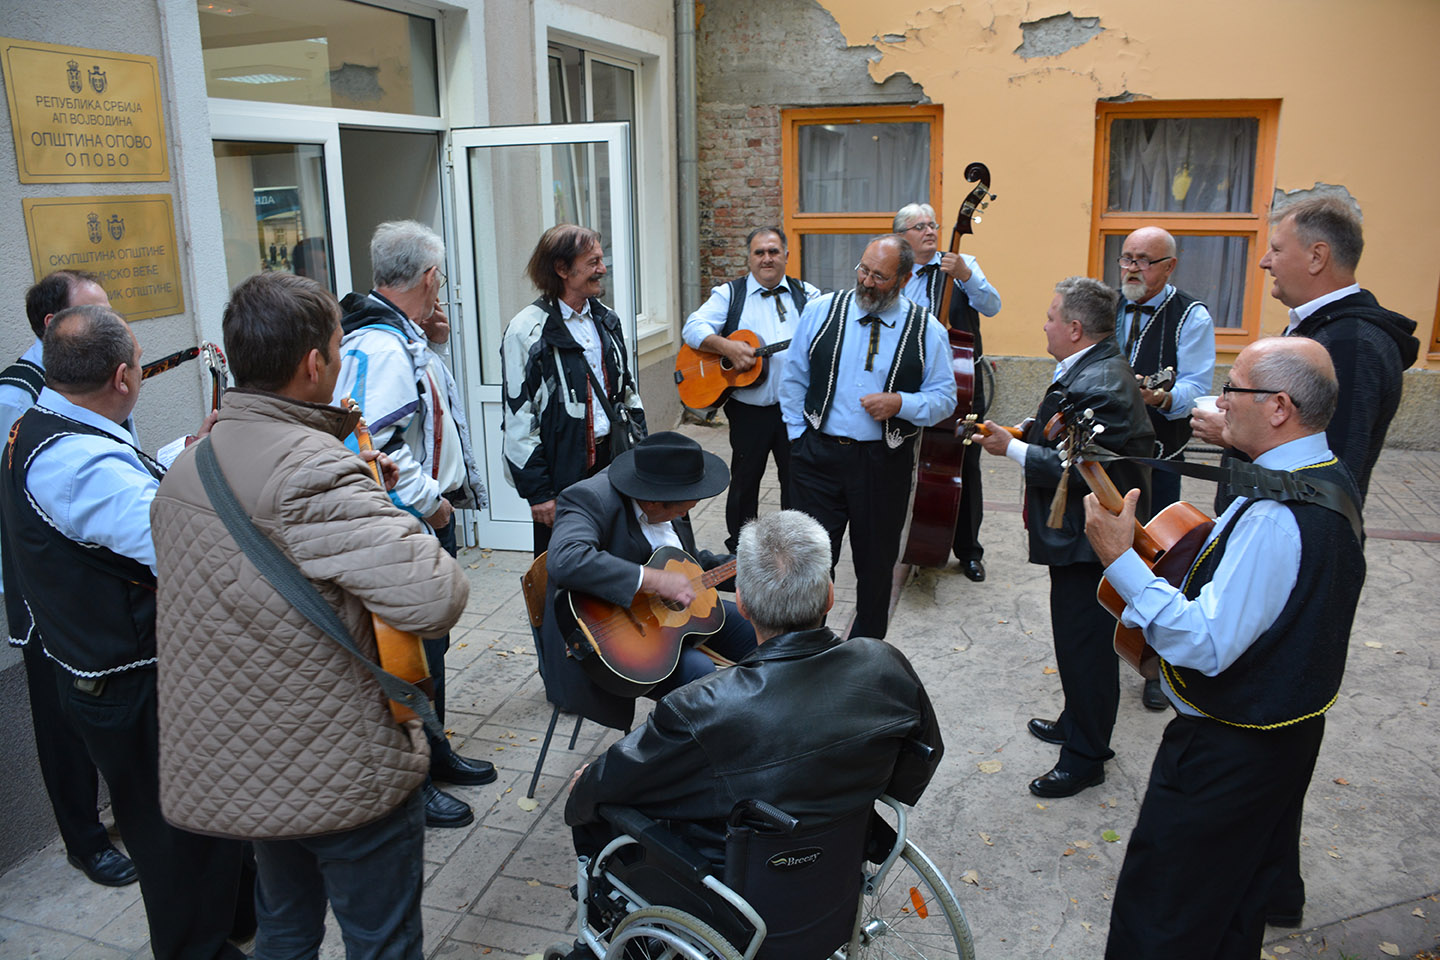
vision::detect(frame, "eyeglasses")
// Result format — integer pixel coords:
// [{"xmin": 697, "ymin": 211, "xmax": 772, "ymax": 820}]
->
[
  {"xmin": 1222, "ymin": 381, "xmax": 1281, "ymax": 397},
  {"xmin": 1117, "ymin": 256, "xmax": 1174, "ymax": 270},
  {"xmin": 430, "ymin": 265, "xmax": 448, "ymax": 291},
  {"xmin": 854, "ymin": 262, "xmax": 893, "ymax": 285},
  {"xmin": 903, "ymin": 221, "xmax": 940, "ymax": 233}
]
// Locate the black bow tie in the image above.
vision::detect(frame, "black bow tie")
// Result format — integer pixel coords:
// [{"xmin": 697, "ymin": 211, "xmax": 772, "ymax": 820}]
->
[
  {"xmin": 1127, "ymin": 303, "xmax": 1156, "ymax": 315},
  {"xmin": 760, "ymin": 287, "xmax": 783, "ymax": 297},
  {"xmin": 760, "ymin": 286, "xmax": 788, "ymax": 318},
  {"xmin": 917, "ymin": 263, "xmax": 940, "ymax": 277}
]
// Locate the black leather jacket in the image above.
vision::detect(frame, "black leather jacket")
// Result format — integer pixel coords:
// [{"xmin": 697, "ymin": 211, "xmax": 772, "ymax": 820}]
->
[
  {"xmin": 565, "ymin": 627, "xmax": 943, "ymax": 860},
  {"xmin": 1023, "ymin": 336, "xmax": 1154, "ymax": 566}
]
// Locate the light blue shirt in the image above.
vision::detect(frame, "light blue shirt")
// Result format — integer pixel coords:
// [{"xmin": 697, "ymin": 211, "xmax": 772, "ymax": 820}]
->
[
  {"xmin": 1116, "ymin": 284, "xmax": 1216, "ymax": 419},
  {"xmin": 682, "ymin": 274, "xmax": 821, "ymax": 407},
  {"xmin": 901, "ymin": 252, "xmax": 1002, "ymax": 319},
  {"xmin": 1102, "ymin": 433, "xmax": 1334, "ymax": 714},
  {"xmin": 25, "ymin": 388, "xmax": 160, "ymax": 575},
  {"xmin": 779, "ymin": 291, "xmax": 957, "ymax": 442}
]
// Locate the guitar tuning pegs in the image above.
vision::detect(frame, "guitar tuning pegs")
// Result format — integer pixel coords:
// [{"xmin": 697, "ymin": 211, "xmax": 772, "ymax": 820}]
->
[
  {"xmin": 980, "ymin": 202, "xmax": 989, "ymax": 210},
  {"xmin": 989, "ymin": 193, "xmax": 998, "ymax": 200},
  {"xmin": 1092, "ymin": 423, "xmax": 1106, "ymax": 434},
  {"xmin": 973, "ymin": 215, "xmax": 982, "ymax": 224}
]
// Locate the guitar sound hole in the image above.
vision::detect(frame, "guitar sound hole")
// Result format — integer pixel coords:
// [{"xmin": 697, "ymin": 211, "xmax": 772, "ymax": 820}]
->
[
  {"xmin": 660, "ymin": 598, "xmax": 686, "ymax": 612},
  {"xmin": 719, "ymin": 358, "xmax": 734, "ymax": 371}
]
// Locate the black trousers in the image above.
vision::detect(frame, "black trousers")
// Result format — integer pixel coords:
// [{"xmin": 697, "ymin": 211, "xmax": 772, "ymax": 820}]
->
[
  {"xmin": 1106, "ymin": 714, "xmax": 1325, "ymax": 960},
  {"xmin": 21, "ymin": 640, "xmax": 108, "ymax": 859},
  {"xmin": 722, "ymin": 399, "xmax": 792, "ymax": 552},
  {"xmin": 532, "ymin": 437, "xmax": 612, "ymax": 557},
  {"xmin": 949, "ymin": 441, "xmax": 984, "ymax": 561},
  {"xmin": 789, "ymin": 431, "xmax": 915, "ymax": 640},
  {"xmin": 426, "ymin": 517, "xmax": 461, "ymax": 760},
  {"xmin": 1048, "ymin": 562, "xmax": 1119, "ymax": 775},
  {"xmin": 54, "ymin": 665, "xmax": 245, "ymax": 960}
]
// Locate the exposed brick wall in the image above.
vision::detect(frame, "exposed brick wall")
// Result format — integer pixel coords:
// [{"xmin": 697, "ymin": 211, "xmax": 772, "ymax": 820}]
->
[{"xmin": 696, "ymin": 103, "xmax": 781, "ymax": 292}]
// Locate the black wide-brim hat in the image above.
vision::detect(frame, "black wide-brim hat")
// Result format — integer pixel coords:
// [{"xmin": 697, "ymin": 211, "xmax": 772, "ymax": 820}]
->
[{"xmin": 608, "ymin": 431, "xmax": 730, "ymax": 502}]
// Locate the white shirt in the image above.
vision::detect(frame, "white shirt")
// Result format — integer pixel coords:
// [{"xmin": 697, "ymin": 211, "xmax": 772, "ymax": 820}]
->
[
  {"xmin": 561, "ymin": 299, "xmax": 610, "ymax": 437},
  {"xmin": 1284, "ymin": 283, "xmax": 1362, "ymax": 335},
  {"xmin": 630, "ymin": 499, "xmax": 683, "ymax": 594}
]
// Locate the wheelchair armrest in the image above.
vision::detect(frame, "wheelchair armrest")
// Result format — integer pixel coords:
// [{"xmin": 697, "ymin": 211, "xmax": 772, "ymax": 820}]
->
[
  {"xmin": 727, "ymin": 798, "xmax": 800, "ymax": 833},
  {"xmin": 597, "ymin": 805, "xmax": 714, "ymax": 886}
]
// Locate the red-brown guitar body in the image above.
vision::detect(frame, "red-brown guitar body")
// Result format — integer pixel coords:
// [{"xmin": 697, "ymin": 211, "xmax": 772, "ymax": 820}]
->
[{"xmin": 674, "ymin": 331, "xmax": 790, "ymax": 411}]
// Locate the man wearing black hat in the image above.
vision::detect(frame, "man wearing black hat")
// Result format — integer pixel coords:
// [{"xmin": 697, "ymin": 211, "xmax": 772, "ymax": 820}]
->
[{"xmin": 539, "ymin": 431, "xmax": 758, "ymax": 732}]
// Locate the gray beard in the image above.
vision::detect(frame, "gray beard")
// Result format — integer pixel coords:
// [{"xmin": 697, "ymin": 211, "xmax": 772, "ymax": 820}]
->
[
  {"xmin": 855, "ymin": 285, "xmax": 899, "ymax": 315},
  {"xmin": 1121, "ymin": 278, "xmax": 1149, "ymax": 302}
]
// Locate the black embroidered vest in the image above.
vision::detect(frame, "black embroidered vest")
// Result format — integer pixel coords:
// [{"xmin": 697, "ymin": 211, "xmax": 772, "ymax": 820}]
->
[
  {"xmin": 0, "ymin": 406, "xmax": 163, "ymax": 674},
  {"xmin": 1161, "ymin": 458, "xmax": 1363, "ymax": 728},
  {"xmin": 802, "ymin": 292, "xmax": 928, "ymax": 449},
  {"xmin": 0, "ymin": 357, "xmax": 45, "ymax": 408},
  {"xmin": 1118, "ymin": 287, "xmax": 1205, "ymax": 459}
]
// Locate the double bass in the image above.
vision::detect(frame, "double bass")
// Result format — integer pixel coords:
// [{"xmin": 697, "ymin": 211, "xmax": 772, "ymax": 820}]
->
[{"xmin": 901, "ymin": 162, "xmax": 996, "ymax": 567}]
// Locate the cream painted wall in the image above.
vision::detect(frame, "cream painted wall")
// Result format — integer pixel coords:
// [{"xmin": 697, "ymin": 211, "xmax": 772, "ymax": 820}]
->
[{"xmin": 815, "ymin": 0, "xmax": 1440, "ymax": 364}]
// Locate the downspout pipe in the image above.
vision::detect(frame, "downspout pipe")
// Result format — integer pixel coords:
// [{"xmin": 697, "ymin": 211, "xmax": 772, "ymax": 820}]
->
[{"xmin": 675, "ymin": 0, "xmax": 701, "ymax": 320}]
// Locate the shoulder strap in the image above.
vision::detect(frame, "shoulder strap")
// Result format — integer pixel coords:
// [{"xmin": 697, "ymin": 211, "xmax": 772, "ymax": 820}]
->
[
  {"xmin": 193, "ymin": 438, "xmax": 443, "ymax": 737},
  {"xmin": 785, "ymin": 277, "xmax": 810, "ymax": 313},
  {"xmin": 721, "ymin": 277, "xmax": 748, "ymax": 337}
]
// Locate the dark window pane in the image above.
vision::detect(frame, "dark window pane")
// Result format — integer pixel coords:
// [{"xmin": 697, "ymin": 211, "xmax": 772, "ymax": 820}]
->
[
  {"xmin": 1107, "ymin": 117, "xmax": 1258, "ymax": 214},
  {"xmin": 1103, "ymin": 233, "xmax": 1250, "ymax": 329},
  {"xmin": 800, "ymin": 234, "xmax": 872, "ymax": 295},
  {"xmin": 798, "ymin": 122, "xmax": 930, "ymax": 213}
]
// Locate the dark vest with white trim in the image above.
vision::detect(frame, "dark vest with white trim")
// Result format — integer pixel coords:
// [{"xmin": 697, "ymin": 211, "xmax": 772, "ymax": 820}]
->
[
  {"xmin": 802, "ymin": 291, "xmax": 927, "ymax": 449},
  {"xmin": 0, "ymin": 406, "xmax": 162, "ymax": 674},
  {"xmin": 720, "ymin": 276, "xmax": 810, "ymax": 337},
  {"xmin": 1118, "ymin": 286, "xmax": 1206, "ymax": 459},
  {"xmin": 1160, "ymin": 457, "xmax": 1363, "ymax": 728}
]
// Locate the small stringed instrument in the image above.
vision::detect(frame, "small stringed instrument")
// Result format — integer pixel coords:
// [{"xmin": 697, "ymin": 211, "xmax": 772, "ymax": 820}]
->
[
  {"xmin": 141, "ymin": 345, "xmax": 200, "ymax": 380},
  {"xmin": 674, "ymin": 331, "xmax": 791, "ymax": 410},
  {"xmin": 343, "ymin": 396, "xmax": 436, "ymax": 723},
  {"xmin": 201, "ymin": 341, "xmax": 228, "ymax": 411},
  {"xmin": 1052, "ymin": 403, "xmax": 1214, "ymax": 674},
  {"xmin": 557, "ymin": 546, "xmax": 736, "ymax": 698},
  {"xmin": 1138, "ymin": 366, "xmax": 1177, "ymax": 392},
  {"xmin": 902, "ymin": 161, "xmax": 997, "ymax": 567}
]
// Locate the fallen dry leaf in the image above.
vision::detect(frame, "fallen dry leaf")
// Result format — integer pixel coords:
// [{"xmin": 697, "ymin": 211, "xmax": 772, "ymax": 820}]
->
[
  {"xmin": 1414, "ymin": 908, "xmax": 1427, "ymax": 918},
  {"xmin": 1042, "ymin": 666, "xmax": 1058, "ymax": 675},
  {"xmin": 1327, "ymin": 850, "xmax": 1342, "ymax": 860},
  {"xmin": 467, "ymin": 562, "xmax": 480, "ymax": 569},
  {"xmin": 517, "ymin": 797, "xmax": 539, "ymax": 812},
  {"xmin": 1074, "ymin": 840, "xmax": 1092, "ymax": 849},
  {"xmin": 1333, "ymin": 777, "xmax": 1350, "ymax": 786},
  {"xmin": 1364, "ymin": 640, "xmax": 1383, "ymax": 649},
  {"xmin": 959, "ymin": 869, "xmax": 980, "ymax": 886},
  {"xmin": 1081, "ymin": 921, "xmax": 1092, "ymax": 933},
  {"xmin": 526, "ymin": 879, "xmax": 541, "ymax": 887},
  {"xmin": 978, "ymin": 832, "xmax": 993, "ymax": 846},
  {"xmin": 1259, "ymin": 950, "xmax": 1276, "ymax": 960},
  {"xmin": 1378, "ymin": 942, "xmax": 1400, "ymax": 957},
  {"xmin": 1272, "ymin": 946, "xmax": 1290, "ymax": 954},
  {"xmin": 1062, "ymin": 848, "xmax": 1075, "ymax": 857},
  {"xmin": 977, "ymin": 760, "xmax": 1003, "ymax": 774}
]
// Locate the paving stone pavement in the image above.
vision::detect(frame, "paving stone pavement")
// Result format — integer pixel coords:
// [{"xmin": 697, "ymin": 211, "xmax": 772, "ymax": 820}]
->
[{"xmin": 0, "ymin": 425, "xmax": 1436, "ymax": 959}]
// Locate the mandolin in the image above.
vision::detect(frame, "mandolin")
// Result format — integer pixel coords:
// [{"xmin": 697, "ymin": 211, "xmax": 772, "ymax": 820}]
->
[
  {"xmin": 674, "ymin": 330, "xmax": 791, "ymax": 411},
  {"xmin": 557, "ymin": 546, "xmax": 736, "ymax": 697},
  {"xmin": 1052, "ymin": 403, "xmax": 1214, "ymax": 674},
  {"xmin": 343, "ymin": 396, "xmax": 436, "ymax": 723},
  {"xmin": 901, "ymin": 161, "xmax": 997, "ymax": 567}
]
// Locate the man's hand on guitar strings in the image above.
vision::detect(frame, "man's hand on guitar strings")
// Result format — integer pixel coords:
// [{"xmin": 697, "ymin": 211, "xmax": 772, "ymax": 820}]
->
[
  {"xmin": 641, "ymin": 567, "xmax": 696, "ymax": 606},
  {"xmin": 1084, "ymin": 488, "xmax": 1141, "ymax": 567}
]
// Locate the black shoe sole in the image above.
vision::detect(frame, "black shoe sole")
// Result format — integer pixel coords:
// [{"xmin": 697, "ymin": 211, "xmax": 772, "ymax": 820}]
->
[
  {"xmin": 425, "ymin": 809, "xmax": 476, "ymax": 829},
  {"xmin": 430, "ymin": 768, "xmax": 498, "ymax": 787}
]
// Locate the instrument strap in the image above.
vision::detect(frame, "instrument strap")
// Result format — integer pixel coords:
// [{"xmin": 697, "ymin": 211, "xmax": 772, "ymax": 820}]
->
[
  {"xmin": 1129, "ymin": 455, "xmax": 1363, "ymax": 542},
  {"xmin": 194, "ymin": 438, "xmax": 443, "ymax": 737}
]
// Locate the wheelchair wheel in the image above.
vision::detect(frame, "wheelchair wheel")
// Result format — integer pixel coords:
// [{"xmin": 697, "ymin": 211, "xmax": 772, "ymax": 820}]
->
[
  {"xmin": 845, "ymin": 840, "xmax": 976, "ymax": 960},
  {"xmin": 609, "ymin": 904, "xmax": 745, "ymax": 960}
]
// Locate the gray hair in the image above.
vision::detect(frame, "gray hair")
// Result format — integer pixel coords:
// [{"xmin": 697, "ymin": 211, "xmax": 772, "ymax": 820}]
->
[
  {"xmin": 1247, "ymin": 337, "xmax": 1338, "ymax": 431},
  {"xmin": 1054, "ymin": 276, "xmax": 1118, "ymax": 340},
  {"xmin": 370, "ymin": 220, "xmax": 444, "ymax": 290},
  {"xmin": 736, "ymin": 510, "xmax": 833, "ymax": 635},
  {"xmin": 43, "ymin": 304, "xmax": 134, "ymax": 392},
  {"xmin": 893, "ymin": 202, "xmax": 936, "ymax": 233},
  {"xmin": 1273, "ymin": 194, "xmax": 1364, "ymax": 272}
]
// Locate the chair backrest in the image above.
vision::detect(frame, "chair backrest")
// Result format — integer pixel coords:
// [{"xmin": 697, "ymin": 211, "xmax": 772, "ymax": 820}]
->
[
  {"xmin": 722, "ymin": 805, "xmax": 870, "ymax": 959},
  {"xmin": 521, "ymin": 551, "xmax": 548, "ymax": 629}
]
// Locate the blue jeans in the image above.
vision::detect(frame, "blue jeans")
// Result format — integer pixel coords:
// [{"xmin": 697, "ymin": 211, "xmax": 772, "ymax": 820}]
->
[{"xmin": 253, "ymin": 789, "xmax": 426, "ymax": 960}]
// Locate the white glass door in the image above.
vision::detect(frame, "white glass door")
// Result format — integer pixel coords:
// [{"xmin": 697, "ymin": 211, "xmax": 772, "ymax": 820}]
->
[{"xmin": 449, "ymin": 122, "xmax": 634, "ymax": 551}]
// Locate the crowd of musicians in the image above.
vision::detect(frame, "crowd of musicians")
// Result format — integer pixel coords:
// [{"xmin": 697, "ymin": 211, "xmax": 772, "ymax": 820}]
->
[{"xmin": 0, "ymin": 189, "xmax": 1420, "ymax": 959}]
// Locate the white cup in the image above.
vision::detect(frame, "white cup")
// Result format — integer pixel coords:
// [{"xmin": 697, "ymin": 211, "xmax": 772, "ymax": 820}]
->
[{"xmin": 1193, "ymin": 395, "xmax": 1219, "ymax": 414}]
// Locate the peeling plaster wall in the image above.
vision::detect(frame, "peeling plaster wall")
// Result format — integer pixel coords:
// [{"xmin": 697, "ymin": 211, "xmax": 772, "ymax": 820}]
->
[
  {"xmin": 696, "ymin": 0, "xmax": 925, "ymax": 290},
  {"xmin": 808, "ymin": 0, "xmax": 1439, "ymax": 378}
]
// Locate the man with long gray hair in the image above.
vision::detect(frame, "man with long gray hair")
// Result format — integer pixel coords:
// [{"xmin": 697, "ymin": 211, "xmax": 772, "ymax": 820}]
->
[
  {"xmin": 334, "ymin": 220, "xmax": 492, "ymax": 828},
  {"xmin": 566, "ymin": 509, "xmax": 942, "ymax": 873}
]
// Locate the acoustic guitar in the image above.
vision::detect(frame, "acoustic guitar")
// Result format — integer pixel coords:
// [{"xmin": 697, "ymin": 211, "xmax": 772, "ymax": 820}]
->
[
  {"xmin": 1050, "ymin": 402, "xmax": 1214, "ymax": 674},
  {"xmin": 674, "ymin": 330, "xmax": 791, "ymax": 410},
  {"xmin": 901, "ymin": 161, "xmax": 997, "ymax": 567},
  {"xmin": 342, "ymin": 396, "xmax": 436, "ymax": 723},
  {"xmin": 557, "ymin": 546, "xmax": 737, "ymax": 698}
]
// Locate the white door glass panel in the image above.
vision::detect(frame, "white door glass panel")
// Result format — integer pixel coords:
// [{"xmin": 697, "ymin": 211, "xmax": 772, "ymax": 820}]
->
[
  {"xmin": 209, "ymin": 111, "xmax": 352, "ymax": 295},
  {"xmin": 450, "ymin": 122, "xmax": 634, "ymax": 550}
]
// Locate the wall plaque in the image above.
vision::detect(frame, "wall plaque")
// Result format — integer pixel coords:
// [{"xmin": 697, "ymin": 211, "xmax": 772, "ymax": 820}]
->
[
  {"xmin": 1, "ymin": 37, "xmax": 169, "ymax": 183},
  {"xmin": 23, "ymin": 195, "xmax": 184, "ymax": 321}
]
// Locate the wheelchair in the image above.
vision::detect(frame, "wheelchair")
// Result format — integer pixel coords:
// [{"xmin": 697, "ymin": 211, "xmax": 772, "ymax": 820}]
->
[{"xmin": 546, "ymin": 793, "xmax": 975, "ymax": 960}]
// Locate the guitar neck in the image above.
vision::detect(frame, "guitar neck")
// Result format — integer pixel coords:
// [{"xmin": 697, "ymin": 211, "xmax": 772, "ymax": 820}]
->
[
  {"xmin": 697, "ymin": 559, "xmax": 737, "ymax": 588},
  {"xmin": 1074, "ymin": 460, "xmax": 1163, "ymax": 563},
  {"xmin": 753, "ymin": 339, "xmax": 790, "ymax": 358}
]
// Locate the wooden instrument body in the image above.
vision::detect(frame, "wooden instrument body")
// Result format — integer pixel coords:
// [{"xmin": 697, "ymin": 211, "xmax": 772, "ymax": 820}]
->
[
  {"xmin": 901, "ymin": 161, "xmax": 995, "ymax": 568},
  {"xmin": 674, "ymin": 330, "xmax": 788, "ymax": 410},
  {"xmin": 560, "ymin": 546, "xmax": 731, "ymax": 698},
  {"xmin": 343, "ymin": 396, "xmax": 435, "ymax": 723}
]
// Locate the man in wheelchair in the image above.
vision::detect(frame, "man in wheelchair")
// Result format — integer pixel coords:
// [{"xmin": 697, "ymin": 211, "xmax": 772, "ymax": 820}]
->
[{"xmin": 562, "ymin": 510, "xmax": 945, "ymax": 957}]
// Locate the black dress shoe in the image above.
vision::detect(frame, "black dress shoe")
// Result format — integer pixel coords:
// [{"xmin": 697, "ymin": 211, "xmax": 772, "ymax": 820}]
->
[
  {"xmin": 1027, "ymin": 717, "xmax": 1065, "ymax": 745},
  {"xmin": 1142, "ymin": 678, "xmax": 1169, "ymax": 711},
  {"xmin": 1029, "ymin": 766, "xmax": 1104, "ymax": 798},
  {"xmin": 423, "ymin": 783, "xmax": 475, "ymax": 828},
  {"xmin": 958, "ymin": 559, "xmax": 986, "ymax": 582},
  {"xmin": 67, "ymin": 846, "xmax": 138, "ymax": 887},
  {"xmin": 431, "ymin": 750, "xmax": 498, "ymax": 786}
]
